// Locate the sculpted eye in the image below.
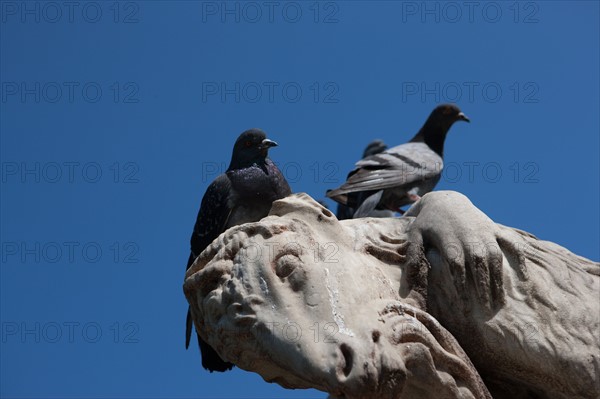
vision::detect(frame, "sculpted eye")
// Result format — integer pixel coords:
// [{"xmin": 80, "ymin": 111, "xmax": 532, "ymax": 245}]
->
[
  {"xmin": 273, "ymin": 245, "xmax": 306, "ymax": 292},
  {"xmin": 275, "ymin": 253, "xmax": 300, "ymax": 278}
]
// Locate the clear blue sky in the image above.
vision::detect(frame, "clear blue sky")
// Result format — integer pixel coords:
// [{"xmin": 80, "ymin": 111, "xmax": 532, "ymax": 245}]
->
[{"xmin": 1, "ymin": 1, "xmax": 598, "ymax": 398}]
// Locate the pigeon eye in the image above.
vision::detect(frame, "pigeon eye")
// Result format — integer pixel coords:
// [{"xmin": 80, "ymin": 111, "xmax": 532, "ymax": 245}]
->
[{"xmin": 245, "ymin": 141, "xmax": 252, "ymax": 147}]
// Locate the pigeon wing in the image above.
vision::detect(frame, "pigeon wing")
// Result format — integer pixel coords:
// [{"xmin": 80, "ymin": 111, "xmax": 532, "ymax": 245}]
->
[
  {"xmin": 187, "ymin": 174, "xmax": 233, "ymax": 269},
  {"xmin": 185, "ymin": 174, "xmax": 235, "ymax": 372},
  {"xmin": 329, "ymin": 143, "xmax": 443, "ymax": 197}
]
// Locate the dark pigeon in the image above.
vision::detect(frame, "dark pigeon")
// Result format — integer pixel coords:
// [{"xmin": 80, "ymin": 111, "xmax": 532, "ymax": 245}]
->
[
  {"xmin": 185, "ymin": 128, "xmax": 291, "ymax": 372},
  {"xmin": 327, "ymin": 104, "xmax": 469, "ymax": 217},
  {"xmin": 336, "ymin": 139, "xmax": 390, "ymax": 220}
]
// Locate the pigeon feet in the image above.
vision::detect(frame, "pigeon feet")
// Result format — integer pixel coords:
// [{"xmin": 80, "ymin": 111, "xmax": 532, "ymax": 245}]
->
[{"xmin": 408, "ymin": 193, "xmax": 421, "ymax": 202}]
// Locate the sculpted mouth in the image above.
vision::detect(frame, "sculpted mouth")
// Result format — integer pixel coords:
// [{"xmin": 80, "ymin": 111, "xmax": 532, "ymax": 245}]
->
[
  {"xmin": 227, "ymin": 304, "xmax": 257, "ymax": 327},
  {"xmin": 226, "ymin": 295, "xmax": 263, "ymax": 327},
  {"xmin": 233, "ymin": 314, "xmax": 256, "ymax": 326}
]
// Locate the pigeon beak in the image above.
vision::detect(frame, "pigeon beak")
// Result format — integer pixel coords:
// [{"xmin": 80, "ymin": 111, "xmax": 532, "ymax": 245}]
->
[
  {"xmin": 259, "ymin": 139, "xmax": 278, "ymax": 149},
  {"xmin": 457, "ymin": 112, "xmax": 470, "ymax": 123}
]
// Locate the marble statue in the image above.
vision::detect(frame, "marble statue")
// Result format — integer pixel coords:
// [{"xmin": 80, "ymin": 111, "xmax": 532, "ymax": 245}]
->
[{"xmin": 183, "ymin": 191, "xmax": 599, "ymax": 399}]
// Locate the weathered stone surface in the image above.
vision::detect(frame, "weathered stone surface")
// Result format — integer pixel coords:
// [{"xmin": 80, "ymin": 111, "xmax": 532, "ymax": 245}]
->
[{"xmin": 183, "ymin": 191, "xmax": 599, "ymax": 399}]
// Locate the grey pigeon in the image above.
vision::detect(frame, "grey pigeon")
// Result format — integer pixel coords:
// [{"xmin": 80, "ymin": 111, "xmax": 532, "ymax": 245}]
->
[
  {"xmin": 327, "ymin": 104, "xmax": 469, "ymax": 217},
  {"xmin": 336, "ymin": 139, "xmax": 392, "ymax": 220},
  {"xmin": 185, "ymin": 128, "xmax": 291, "ymax": 372}
]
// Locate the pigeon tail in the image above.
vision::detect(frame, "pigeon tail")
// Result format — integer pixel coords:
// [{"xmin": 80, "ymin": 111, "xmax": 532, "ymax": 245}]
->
[
  {"xmin": 353, "ymin": 190, "xmax": 384, "ymax": 218},
  {"xmin": 185, "ymin": 308, "xmax": 192, "ymax": 349},
  {"xmin": 198, "ymin": 334, "xmax": 234, "ymax": 372}
]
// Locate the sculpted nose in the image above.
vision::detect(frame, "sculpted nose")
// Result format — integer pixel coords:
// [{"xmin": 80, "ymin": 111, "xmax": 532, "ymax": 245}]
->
[{"xmin": 337, "ymin": 343, "xmax": 354, "ymax": 379}]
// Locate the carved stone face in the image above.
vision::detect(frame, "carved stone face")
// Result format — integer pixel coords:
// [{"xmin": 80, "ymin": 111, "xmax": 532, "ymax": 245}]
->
[{"xmin": 184, "ymin": 193, "xmax": 489, "ymax": 398}]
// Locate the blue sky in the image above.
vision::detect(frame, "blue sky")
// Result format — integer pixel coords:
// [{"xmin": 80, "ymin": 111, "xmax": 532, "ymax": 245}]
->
[{"xmin": 1, "ymin": 1, "xmax": 598, "ymax": 398}]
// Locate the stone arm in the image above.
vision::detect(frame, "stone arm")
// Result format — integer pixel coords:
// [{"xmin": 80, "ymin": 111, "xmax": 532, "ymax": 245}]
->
[{"xmin": 402, "ymin": 191, "xmax": 599, "ymax": 399}]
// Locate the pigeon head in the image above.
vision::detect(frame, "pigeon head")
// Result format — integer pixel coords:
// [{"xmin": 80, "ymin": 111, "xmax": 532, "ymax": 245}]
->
[
  {"xmin": 413, "ymin": 104, "xmax": 470, "ymax": 156},
  {"xmin": 428, "ymin": 104, "xmax": 470, "ymax": 127},
  {"xmin": 228, "ymin": 128, "xmax": 279, "ymax": 169}
]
